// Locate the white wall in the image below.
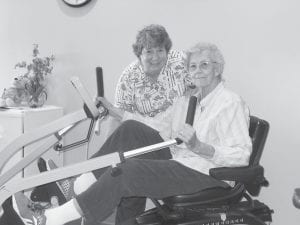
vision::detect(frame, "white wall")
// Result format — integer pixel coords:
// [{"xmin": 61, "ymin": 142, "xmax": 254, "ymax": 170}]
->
[{"xmin": 1, "ymin": 0, "xmax": 300, "ymax": 224}]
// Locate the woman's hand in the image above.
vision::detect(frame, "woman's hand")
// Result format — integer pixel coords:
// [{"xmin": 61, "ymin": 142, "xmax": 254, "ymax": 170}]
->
[
  {"xmin": 96, "ymin": 97, "xmax": 124, "ymax": 121},
  {"xmin": 177, "ymin": 124, "xmax": 215, "ymax": 158},
  {"xmin": 176, "ymin": 124, "xmax": 198, "ymax": 149}
]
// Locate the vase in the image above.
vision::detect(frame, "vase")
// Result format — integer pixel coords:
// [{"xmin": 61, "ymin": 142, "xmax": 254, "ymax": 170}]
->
[{"xmin": 28, "ymin": 90, "xmax": 47, "ymax": 108}]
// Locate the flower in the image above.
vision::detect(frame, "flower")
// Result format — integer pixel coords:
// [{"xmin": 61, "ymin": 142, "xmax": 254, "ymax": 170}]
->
[{"xmin": 1, "ymin": 44, "xmax": 55, "ymax": 108}]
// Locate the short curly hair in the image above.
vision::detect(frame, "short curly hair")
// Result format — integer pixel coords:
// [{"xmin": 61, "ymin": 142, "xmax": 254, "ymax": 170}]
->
[
  {"xmin": 185, "ymin": 42, "xmax": 225, "ymax": 77},
  {"xmin": 132, "ymin": 24, "xmax": 172, "ymax": 58}
]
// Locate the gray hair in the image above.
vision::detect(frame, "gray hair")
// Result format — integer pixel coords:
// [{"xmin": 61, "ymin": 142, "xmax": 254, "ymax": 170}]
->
[{"xmin": 185, "ymin": 42, "xmax": 225, "ymax": 76}]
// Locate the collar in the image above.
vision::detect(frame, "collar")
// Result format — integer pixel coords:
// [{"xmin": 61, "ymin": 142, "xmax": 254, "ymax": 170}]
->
[{"xmin": 198, "ymin": 82, "xmax": 224, "ymax": 107}]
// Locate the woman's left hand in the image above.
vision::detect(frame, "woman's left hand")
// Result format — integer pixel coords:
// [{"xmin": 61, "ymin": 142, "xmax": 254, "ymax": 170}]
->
[
  {"xmin": 96, "ymin": 97, "xmax": 124, "ymax": 120},
  {"xmin": 176, "ymin": 124, "xmax": 198, "ymax": 149}
]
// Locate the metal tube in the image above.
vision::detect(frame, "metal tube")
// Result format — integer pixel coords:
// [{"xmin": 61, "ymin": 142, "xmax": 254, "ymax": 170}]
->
[
  {"xmin": 124, "ymin": 139, "xmax": 178, "ymax": 159},
  {"xmin": 0, "ymin": 152, "xmax": 121, "ymax": 206}
]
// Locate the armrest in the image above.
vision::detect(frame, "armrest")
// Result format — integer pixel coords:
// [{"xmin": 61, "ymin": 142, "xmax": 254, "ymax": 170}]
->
[
  {"xmin": 209, "ymin": 165, "xmax": 269, "ymax": 196},
  {"xmin": 209, "ymin": 165, "xmax": 267, "ymax": 184}
]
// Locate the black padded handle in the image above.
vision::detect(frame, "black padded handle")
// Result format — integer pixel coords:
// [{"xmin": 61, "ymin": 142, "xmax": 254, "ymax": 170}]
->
[
  {"xmin": 185, "ymin": 96, "xmax": 197, "ymax": 126},
  {"xmin": 176, "ymin": 96, "xmax": 198, "ymax": 144},
  {"xmin": 96, "ymin": 67, "xmax": 104, "ymax": 97}
]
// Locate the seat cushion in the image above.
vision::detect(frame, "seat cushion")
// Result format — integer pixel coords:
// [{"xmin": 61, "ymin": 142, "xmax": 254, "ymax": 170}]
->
[{"xmin": 162, "ymin": 184, "xmax": 245, "ymax": 208}]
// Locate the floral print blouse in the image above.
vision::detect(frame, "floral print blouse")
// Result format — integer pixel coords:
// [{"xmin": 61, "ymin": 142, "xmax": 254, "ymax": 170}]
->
[{"xmin": 115, "ymin": 50, "xmax": 190, "ymax": 117}]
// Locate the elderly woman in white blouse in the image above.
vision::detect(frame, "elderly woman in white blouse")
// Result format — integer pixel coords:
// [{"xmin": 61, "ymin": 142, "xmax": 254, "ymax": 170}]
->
[
  {"xmin": 13, "ymin": 42, "xmax": 252, "ymax": 225},
  {"xmin": 164, "ymin": 42, "xmax": 252, "ymax": 176}
]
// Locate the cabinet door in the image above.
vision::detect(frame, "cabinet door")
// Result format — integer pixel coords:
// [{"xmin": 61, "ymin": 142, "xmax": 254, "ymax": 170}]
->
[
  {"xmin": 23, "ymin": 107, "xmax": 64, "ymax": 177},
  {"xmin": 0, "ymin": 113, "xmax": 23, "ymax": 179}
]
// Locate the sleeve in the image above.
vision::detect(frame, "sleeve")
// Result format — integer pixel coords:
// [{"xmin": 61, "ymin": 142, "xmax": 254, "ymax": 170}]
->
[
  {"xmin": 170, "ymin": 50, "xmax": 192, "ymax": 92},
  {"xmin": 114, "ymin": 66, "xmax": 135, "ymax": 113},
  {"xmin": 179, "ymin": 52, "xmax": 192, "ymax": 89},
  {"xmin": 210, "ymin": 100, "xmax": 252, "ymax": 167}
]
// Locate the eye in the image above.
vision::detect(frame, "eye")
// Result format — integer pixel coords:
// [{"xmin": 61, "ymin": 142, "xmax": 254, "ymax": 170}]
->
[
  {"xmin": 143, "ymin": 49, "xmax": 153, "ymax": 56},
  {"xmin": 200, "ymin": 62, "xmax": 210, "ymax": 70},
  {"xmin": 189, "ymin": 64, "xmax": 197, "ymax": 71}
]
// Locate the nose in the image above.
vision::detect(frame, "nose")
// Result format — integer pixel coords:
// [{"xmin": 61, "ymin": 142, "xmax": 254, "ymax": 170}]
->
[
  {"xmin": 193, "ymin": 65, "xmax": 203, "ymax": 74},
  {"xmin": 151, "ymin": 51, "xmax": 160, "ymax": 61},
  {"xmin": 192, "ymin": 73, "xmax": 202, "ymax": 79}
]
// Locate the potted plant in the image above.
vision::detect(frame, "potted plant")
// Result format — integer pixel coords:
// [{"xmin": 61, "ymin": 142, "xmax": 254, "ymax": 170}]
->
[{"xmin": 0, "ymin": 44, "xmax": 55, "ymax": 108}]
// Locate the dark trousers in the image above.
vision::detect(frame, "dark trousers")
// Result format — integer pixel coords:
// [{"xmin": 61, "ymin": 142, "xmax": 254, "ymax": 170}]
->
[
  {"xmin": 0, "ymin": 197, "xmax": 24, "ymax": 225},
  {"xmin": 76, "ymin": 120, "xmax": 228, "ymax": 225}
]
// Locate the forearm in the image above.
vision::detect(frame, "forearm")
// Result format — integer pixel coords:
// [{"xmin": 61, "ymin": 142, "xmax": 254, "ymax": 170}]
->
[
  {"xmin": 108, "ymin": 106, "xmax": 124, "ymax": 121},
  {"xmin": 190, "ymin": 139, "xmax": 215, "ymax": 159}
]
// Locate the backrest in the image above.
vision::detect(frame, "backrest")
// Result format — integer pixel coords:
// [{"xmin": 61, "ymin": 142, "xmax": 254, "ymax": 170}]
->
[
  {"xmin": 248, "ymin": 116, "xmax": 270, "ymax": 166},
  {"xmin": 245, "ymin": 116, "xmax": 270, "ymax": 196}
]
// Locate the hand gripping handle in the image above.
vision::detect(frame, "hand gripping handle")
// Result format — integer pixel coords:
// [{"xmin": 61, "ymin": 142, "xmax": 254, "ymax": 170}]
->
[{"xmin": 176, "ymin": 96, "xmax": 197, "ymax": 144}]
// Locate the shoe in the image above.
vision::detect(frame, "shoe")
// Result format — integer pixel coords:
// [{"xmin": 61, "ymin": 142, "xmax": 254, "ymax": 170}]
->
[
  {"xmin": 30, "ymin": 158, "xmax": 75, "ymax": 206},
  {"xmin": 13, "ymin": 192, "xmax": 47, "ymax": 225},
  {"xmin": 47, "ymin": 159, "xmax": 75, "ymax": 201}
]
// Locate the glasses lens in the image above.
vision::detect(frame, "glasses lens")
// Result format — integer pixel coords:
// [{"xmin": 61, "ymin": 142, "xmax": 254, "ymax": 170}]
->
[{"xmin": 200, "ymin": 61, "xmax": 211, "ymax": 70}]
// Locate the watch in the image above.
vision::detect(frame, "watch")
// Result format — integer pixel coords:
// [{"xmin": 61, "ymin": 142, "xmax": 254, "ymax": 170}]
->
[{"xmin": 62, "ymin": 0, "xmax": 92, "ymax": 7}]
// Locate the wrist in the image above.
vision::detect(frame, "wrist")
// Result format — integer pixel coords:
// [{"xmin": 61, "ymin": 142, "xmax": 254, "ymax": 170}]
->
[
  {"xmin": 191, "ymin": 140, "xmax": 215, "ymax": 159},
  {"xmin": 111, "ymin": 107, "xmax": 124, "ymax": 121}
]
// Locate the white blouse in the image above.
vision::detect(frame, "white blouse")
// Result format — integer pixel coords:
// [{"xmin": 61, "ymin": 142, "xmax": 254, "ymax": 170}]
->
[{"xmin": 166, "ymin": 83, "xmax": 252, "ymax": 175}]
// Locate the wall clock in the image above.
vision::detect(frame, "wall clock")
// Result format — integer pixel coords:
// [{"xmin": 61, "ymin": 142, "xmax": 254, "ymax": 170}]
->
[{"xmin": 62, "ymin": 0, "xmax": 92, "ymax": 7}]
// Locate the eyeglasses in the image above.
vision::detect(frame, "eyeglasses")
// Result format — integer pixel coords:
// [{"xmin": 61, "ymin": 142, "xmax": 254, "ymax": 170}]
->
[{"xmin": 189, "ymin": 61, "xmax": 218, "ymax": 72}]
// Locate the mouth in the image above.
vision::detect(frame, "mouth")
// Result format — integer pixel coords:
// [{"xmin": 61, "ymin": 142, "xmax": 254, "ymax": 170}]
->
[
  {"xmin": 150, "ymin": 62, "xmax": 162, "ymax": 67},
  {"xmin": 192, "ymin": 73, "xmax": 206, "ymax": 79},
  {"xmin": 193, "ymin": 76, "xmax": 207, "ymax": 79}
]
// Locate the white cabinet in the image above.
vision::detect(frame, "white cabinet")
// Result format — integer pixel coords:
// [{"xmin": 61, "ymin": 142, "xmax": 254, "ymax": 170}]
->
[{"xmin": 0, "ymin": 105, "xmax": 64, "ymax": 179}]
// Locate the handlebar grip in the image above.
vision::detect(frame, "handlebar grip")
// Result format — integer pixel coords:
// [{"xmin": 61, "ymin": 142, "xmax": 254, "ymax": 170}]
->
[
  {"xmin": 176, "ymin": 96, "xmax": 198, "ymax": 144},
  {"xmin": 185, "ymin": 96, "xmax": 197, "ymax": 126},
  {"xmin": 96, "ymin": 67, "xmax": 104, "ymax": 97}
]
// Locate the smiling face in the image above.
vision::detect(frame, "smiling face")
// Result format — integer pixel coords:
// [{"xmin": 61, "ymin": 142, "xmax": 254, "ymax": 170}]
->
[
  {"xmin": 188, "ymin": 50, "xmax": 221, "ymax": 96},
  {"xmin": 140, "ymin": 46, "xmax": 168, "ymax": 78}
]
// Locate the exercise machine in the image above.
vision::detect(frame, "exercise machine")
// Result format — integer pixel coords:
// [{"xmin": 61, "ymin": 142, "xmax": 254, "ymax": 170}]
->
[
  {"xmin": 0, "ymin": 68, "xmax": 273, "ymax": 224},
  {"xmin": 0, "ymin": 67, "xmax": 188, "ymax": 212}
]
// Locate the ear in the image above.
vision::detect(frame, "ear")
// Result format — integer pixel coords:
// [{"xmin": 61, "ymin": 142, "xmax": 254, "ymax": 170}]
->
[
  {"xmin": 214, "ymin": 63, "xmax": 222, "ymax": 77},
  {"xmin": 138, "ymin": 57, "xmax": 144, "ymax": 67}
]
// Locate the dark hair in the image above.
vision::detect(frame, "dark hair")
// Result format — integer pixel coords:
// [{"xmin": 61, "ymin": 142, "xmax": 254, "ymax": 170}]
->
[{"xmin": 132, "ymin": 24, "xmax": 172, "ymax": 58}]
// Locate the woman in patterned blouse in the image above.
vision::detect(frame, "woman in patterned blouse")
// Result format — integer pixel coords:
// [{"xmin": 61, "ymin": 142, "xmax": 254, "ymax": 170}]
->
[
  {"xmin": 99, "ymin": 24, "xmax": 191, "ymax": 133},
  {"xmin": 11, "ymin": 25, "xmax": 191, "ymax": 221}
]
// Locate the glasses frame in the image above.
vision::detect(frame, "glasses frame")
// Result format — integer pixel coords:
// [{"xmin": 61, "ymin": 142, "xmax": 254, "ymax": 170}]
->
[{"xmin": 189, "ymin": 60, "xmax": 218, "ymax": 72}]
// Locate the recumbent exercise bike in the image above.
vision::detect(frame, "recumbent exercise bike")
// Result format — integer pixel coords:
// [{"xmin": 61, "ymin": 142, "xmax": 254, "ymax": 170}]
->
[{"xmin": 0, "ymin": 67, "xmax": 273, "ymax": 225}]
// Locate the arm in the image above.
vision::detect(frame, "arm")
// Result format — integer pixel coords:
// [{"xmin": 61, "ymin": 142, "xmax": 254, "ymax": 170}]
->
[
  {"xmin": 99, "ymin": 66, "xmax": 136, "ymax": 134},
  {"xmin": 177, "ymin": 124, "xmax": 215, "ymax": 158},
  {"xmin": 178, "ymin": 100, "xmax": 252, "ymax": 167},
  {"xmin": 209, "ymin": 101, "xmax": 252, "ymax": 167},
  {"xmin": 97, "ymin": 97, "xmax": 124, "ymax": 121}
]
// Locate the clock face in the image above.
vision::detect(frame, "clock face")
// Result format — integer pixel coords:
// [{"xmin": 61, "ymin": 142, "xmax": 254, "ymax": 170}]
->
[{"xmin": 62, "ymin": 0, "xmax": 91, "ymax": 7}]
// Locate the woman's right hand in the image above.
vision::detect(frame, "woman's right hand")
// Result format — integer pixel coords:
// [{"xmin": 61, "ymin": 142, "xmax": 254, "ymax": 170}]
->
[{"xmin": 96, "ymin": 97, "xmax": 124, "ymax": 121}]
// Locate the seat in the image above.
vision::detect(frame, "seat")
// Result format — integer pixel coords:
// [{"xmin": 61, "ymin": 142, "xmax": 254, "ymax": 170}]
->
[
  {"xmin": 293, "ymin": 188, "xmax": 300, "ymax": 209},
  {"xmin": 136, "ymin": 115, "xmax": 273, "ymax": 225}
]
